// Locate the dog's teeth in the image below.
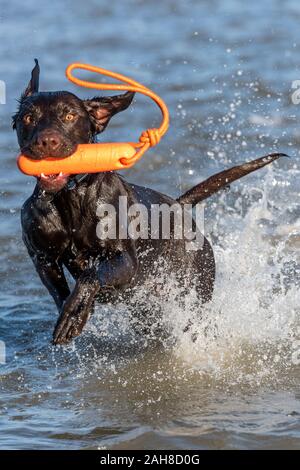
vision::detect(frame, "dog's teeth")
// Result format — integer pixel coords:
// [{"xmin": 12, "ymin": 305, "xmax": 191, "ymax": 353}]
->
[
  {"xmin": 59, "ymin": 172, "xmax": 63, "ymax": 177},
  {"xmin": 41, "ymin": 173, "xmax": 48, "ymax": 179}
]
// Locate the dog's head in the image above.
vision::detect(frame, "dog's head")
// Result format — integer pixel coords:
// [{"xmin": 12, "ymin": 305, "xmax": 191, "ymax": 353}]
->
[{"xmin": 13, "ymin": 60, "xmax": 134, "ymax": 192}]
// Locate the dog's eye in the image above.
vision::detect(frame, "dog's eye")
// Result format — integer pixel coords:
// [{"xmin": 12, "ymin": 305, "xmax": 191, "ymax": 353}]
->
[
  {"xmin": 65, "ymin": 113, "xmax": 75, "ymax": 122},
  {"xmin": 23, "ymin": 114, "xmax": 33, "ymax": 125}
]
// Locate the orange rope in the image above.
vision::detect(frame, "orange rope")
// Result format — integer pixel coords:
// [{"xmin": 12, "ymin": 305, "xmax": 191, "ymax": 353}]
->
[{"xmin": 65, "ymin": 63, "xmax": 169, "ymax": 167}]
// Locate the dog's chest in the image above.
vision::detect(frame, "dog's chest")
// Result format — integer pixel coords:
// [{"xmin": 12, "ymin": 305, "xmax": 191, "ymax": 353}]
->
[{"xmin": 52, "ymin": 190, "xmax": 108, "ymax": 259}]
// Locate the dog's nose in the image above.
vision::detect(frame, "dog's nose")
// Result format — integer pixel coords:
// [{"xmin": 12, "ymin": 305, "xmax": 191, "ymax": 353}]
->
[{"xmin": 36, "ymin": 131, "xmax": 62, "ymax": 154}]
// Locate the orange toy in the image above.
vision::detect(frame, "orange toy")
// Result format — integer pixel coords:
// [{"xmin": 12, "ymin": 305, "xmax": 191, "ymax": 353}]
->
[{"xmin": 17, "ymin": 63, "xmax": 169, "ymax": 176}]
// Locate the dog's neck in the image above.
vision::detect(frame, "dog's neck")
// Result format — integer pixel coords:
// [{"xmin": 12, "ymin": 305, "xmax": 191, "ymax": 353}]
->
[
  {"xmin": 66, "ymin": 173, "xmax": 89, "ymax": 190},
  {"xmin": 33, "ymin": 172, "xmax": 108, "ymax": 205}
]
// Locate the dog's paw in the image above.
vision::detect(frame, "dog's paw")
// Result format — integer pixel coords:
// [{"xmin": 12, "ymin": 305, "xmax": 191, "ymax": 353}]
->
[{"xmin": 52, "ymin": 302, "xmax": 90, "ymax": 345}]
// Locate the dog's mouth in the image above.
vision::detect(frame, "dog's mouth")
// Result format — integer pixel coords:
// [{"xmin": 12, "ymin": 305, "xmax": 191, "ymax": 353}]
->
[
  {"xmin": 37, "ymin": 171, "xmax": 70, "ymax": 192},
  {"xmin": 20, "ymin": 146, "xmax": 75, "ymax": 192}
]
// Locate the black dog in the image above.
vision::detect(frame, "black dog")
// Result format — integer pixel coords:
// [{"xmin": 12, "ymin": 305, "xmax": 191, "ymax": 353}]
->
[{"xmin": 13, "ymin": 60, "xmax": 285, "ymax": 344}]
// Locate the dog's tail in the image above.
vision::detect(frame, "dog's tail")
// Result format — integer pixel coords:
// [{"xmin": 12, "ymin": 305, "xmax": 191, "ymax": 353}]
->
[{"xmin": 177, "ymin": 153, "xmax": 288, "ymax": 205}]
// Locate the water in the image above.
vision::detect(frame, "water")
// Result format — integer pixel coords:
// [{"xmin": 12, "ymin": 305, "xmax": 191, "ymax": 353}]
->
[{"xmin": 0, "ymin": 0, "xmax": 300, "ymax": 450}]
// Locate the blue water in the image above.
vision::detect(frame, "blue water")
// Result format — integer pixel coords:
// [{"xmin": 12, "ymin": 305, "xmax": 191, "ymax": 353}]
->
[{"xmin": 0, "ymin": 0, "xmax": 299, "ymax": 450}]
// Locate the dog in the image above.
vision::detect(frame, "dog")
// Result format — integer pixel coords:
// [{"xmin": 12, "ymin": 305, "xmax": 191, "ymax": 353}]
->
[{"xmin": 13, "ymin": 60, "xmax": 286, "ymax": 345}]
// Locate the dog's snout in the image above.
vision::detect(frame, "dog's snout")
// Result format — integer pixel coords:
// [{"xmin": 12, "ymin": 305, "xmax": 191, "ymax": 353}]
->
[{"xmin": 36, "ymin": 130, "xmax": 62, "ymax": 154}]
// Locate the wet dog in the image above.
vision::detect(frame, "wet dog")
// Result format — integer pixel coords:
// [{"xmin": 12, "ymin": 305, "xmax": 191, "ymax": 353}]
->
[{"xmin": 13, "ymin": 60, "xmax": 286, "ymax": 344}]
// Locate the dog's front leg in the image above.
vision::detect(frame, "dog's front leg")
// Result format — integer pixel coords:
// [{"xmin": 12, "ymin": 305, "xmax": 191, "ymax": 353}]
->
[
  {"xmin": 32, "ymin": 256, "xmax": 71, "ymax": 310},
  {"xmin": 53, "ymin": 249, "xmax": 138, "ymax": 345},
  {"xmin": 23, "ymin": 233, "xmax": 71, "ymax": 310}
]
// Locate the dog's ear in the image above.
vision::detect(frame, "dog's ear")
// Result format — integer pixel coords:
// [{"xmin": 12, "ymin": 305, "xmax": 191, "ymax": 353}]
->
[
  {"xmin": 12, "ymin": 59, "xmax": 40, "ymax": 130},
  {"xmin": 23, "ymin": 59, "xmax": 40, "ymax": 98},
  {"xmin": 83, "ymin": 91, "xmax": 134, "ymax": 134}
]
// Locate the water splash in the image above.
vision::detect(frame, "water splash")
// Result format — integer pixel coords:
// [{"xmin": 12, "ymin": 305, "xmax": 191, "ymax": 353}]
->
[{"xmin": 163, "ymin": 165, "xmax": 300, "ymax": 387}]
